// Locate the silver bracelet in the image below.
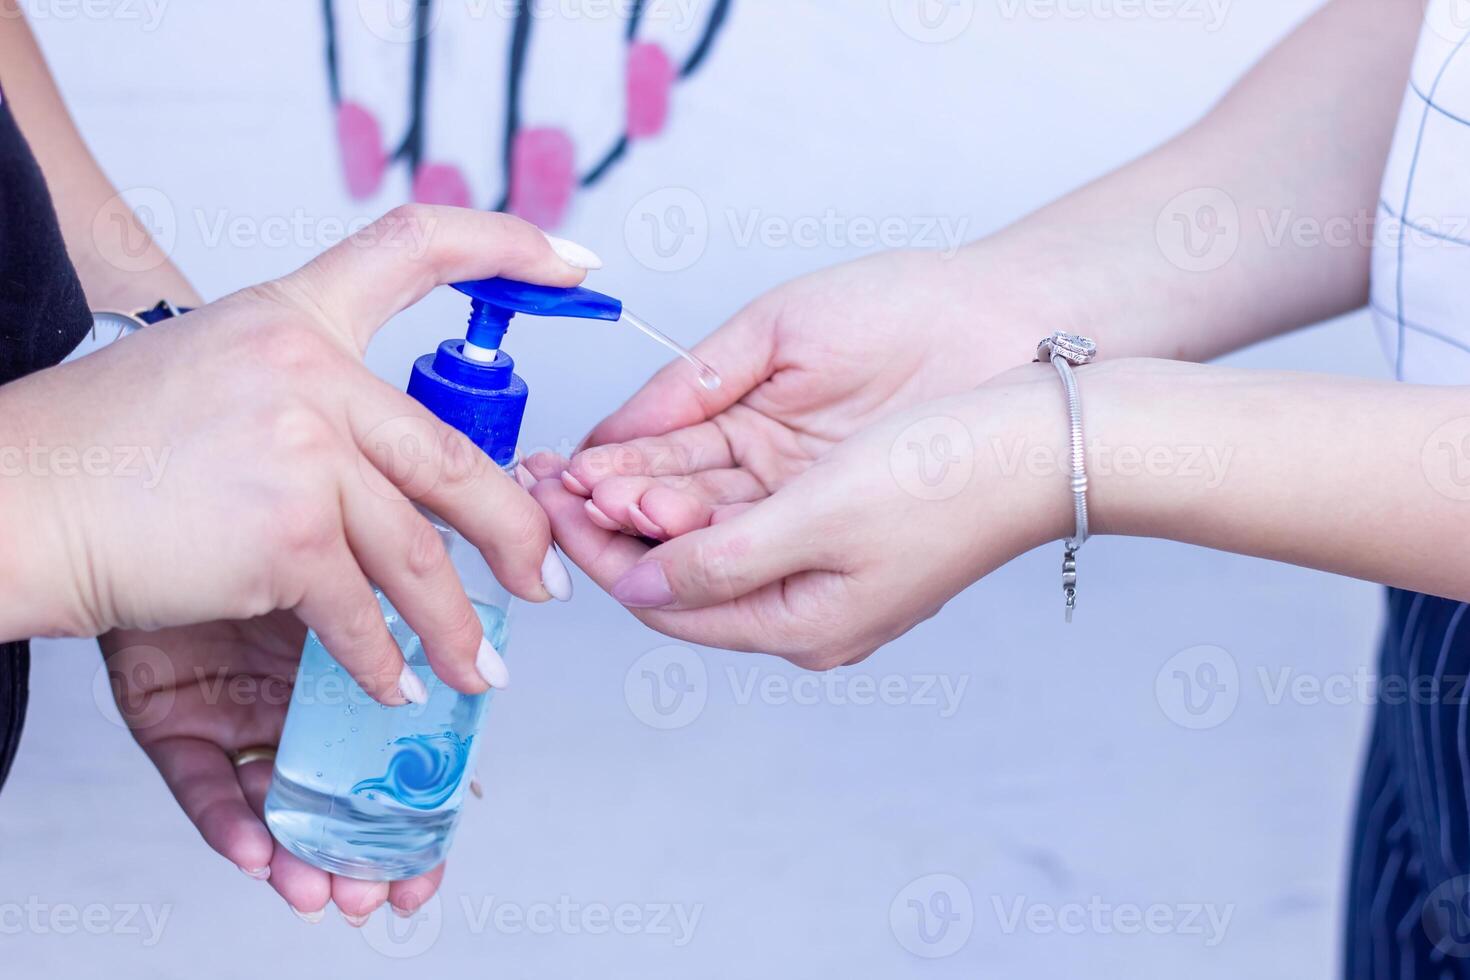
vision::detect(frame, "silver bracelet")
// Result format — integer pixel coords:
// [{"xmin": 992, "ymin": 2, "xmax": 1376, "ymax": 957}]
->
[{"xmin": 1035, "ymin": 331, "xmax": 1097, "ymax": 623}]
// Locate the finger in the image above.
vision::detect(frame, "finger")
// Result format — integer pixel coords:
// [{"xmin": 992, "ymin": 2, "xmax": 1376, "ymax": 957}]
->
[
  {"xmin": 268, "ymin": 850, "xmax": 334, "ymax": 923},
  {"xmin": 296, "ymin": 545, "xmax": 416, "ymax": 706},
  {"xmin": 635, "ymin": 471, "xmax": 772, "ymax": 538},
  {"xmin": 610, "ymin": 491, "xmax": 825, "ymax": 612},
  {"xmin": 567, "ymin": 422, "xmax": 734, "ymax": 492},
  {"xmin": 586, "ymin": 476, "xmax": 707, "ymax": 540},
  {"xmin": 334, "ymin": 877, "xmax": 391, "ymax": 927},
  {"xmin": 585, "ymin": 497, "xmax": 632, "ymax": 534},
  {"xmin": 343, "ymin": 468, "xmax": 494, "ymax": 696},
  {"xmin": 237, "ymin": 757, "xmax": 331, "ymax": 920},
  {"xmin": 279, "ymin": 206, "xmax": 591, "ymax": 353},
  {"xmin": 349, "ymin": 390, "xmax": 562, "ymax": 604},
  {"xmin": 637, "ymin": 484, "xmax": 716, "ymax": 539},
  {"xmin": 533, "ymin": 478, "xmax": 844, "ymax": 657},
  {"xmin": 142, "ymin": 736, "xmax": 274, "ymax": 879},
  {"xmin": 582, "ymin": 306, "xmax": 774, "ymax": 447},
  {"xmin": 524, "ymin": 451, "xmax": 569, "ymax": 482},
  {"xmin": 711, "ymin": 501, "xmax": 756, "ymax": 525},
  {"xmin": 389, "ymin": 864, "xmax": 446, "ymax": 917},
  {"xmin": 532, "ymin": 479, "xmax": 655, "ymax": 589},
  {"xmin": 588, "ymin": 477, "xmax": 663, "ymax": 535}
]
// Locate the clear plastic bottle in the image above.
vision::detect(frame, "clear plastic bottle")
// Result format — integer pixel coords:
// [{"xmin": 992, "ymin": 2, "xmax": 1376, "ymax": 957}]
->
[
  {"xmin": 264, "ymin": 517, "xmax": 511, "ymax": 880},
  {"xmin": 262, "ymin": 275, "xmax": 705, "ymax": 881}
]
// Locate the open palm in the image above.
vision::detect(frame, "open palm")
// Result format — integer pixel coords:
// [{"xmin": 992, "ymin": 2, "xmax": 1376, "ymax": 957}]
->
[
  {"xmin": 100, "ymin": 616, "xmax": 444, "ymax": 923},
  {"xmin": 552, "ymin": 247, "xmax": 1037, "ymax": 537}
]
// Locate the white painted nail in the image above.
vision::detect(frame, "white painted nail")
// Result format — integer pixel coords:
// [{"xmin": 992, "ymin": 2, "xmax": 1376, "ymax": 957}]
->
[
  {"xmin": 239, "ymin": 865, "xmax": 271, "ymax": 881},
  {"xmin": 342, "ymin": 910, "xmax": 371, "ymax": 928},
  {"xmin": 541, "ymin": 545, "xmax": 574, "ymax": 601},
  {"xmin": 515, "ymin": 463, "xmax": 536, "ymax": 490},
  {"xmin": 476, "ymin": 636, "xmax": 510, "ymax": 690},
  {"xmin": 398, "ymin": 665, "xmax": 430, "ymax": 706},
  {"xmin": 293, "ymin": 907, "xmax": 324, "ymax": 925},
  {"xmin": 542, "ymin": 232, "xmax": 603, "ymax": 270}
]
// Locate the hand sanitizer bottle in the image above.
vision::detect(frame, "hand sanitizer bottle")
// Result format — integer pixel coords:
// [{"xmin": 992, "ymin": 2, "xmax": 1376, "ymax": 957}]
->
[{"xmin": 263, "ymin": 276, "xmax": 625, "ymax": 881}]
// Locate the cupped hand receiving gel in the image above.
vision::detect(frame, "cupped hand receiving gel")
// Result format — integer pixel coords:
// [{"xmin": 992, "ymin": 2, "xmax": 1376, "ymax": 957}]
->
[
  {"xmin": 552, "ymin": 247, "xmax": 1044, "ymax": 541},
  {"xmin": 0, "ymin": 206, "xmax": 592, "ymax": 921},
  {"xmin": 529, "ymin": 367, "xmax": 1071, "ymax": 669}
]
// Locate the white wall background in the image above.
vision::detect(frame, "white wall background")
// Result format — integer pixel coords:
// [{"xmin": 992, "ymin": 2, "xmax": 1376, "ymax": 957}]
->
[{"xmin": 3, "ymin": 0, "xmax": 1394, "ymax": 976}]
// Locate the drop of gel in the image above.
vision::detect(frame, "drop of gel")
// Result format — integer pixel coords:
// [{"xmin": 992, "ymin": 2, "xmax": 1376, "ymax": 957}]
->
[{"xmin": 620, "ymin": 310, "xmax": 722, "ymax": 391}]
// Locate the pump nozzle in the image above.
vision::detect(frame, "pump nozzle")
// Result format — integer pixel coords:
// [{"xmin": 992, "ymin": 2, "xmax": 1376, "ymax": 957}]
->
[
  {"xmin": 453, "ymin": 277, "xmax": 624, "ymax": 362},
  {"xmin": 447, "ymin": 276, "xmax": 722, "ymax": 389}
]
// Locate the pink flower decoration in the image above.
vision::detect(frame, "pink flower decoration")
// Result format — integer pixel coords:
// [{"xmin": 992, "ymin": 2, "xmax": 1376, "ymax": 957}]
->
[
  {"xmin": 336, "ymin": 102, "xmax": 387, "ymax": 200},
  {"xmin": 412, "ymin": 163, "xmax": 472, "ymax": 209},
  {"xmin": 509, "ymin": 127, "xmax": 576, "ymax": 229},
  {"xmin": 627, "ymin": 42, "xmax": 674, "ymax": 139}
]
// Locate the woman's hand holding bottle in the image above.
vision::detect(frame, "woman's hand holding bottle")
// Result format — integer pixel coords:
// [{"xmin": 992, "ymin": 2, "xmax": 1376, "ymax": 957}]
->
[
  {"xmin": 0, "ymin": 206, "xmax": 586, "ymax": 699},
  {"xmin": 0, "ymin": 206, "xmax": 596, "ymax": 920}
]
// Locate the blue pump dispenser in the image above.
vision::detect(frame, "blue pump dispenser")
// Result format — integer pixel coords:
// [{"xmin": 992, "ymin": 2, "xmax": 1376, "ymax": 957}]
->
[
  {"xmin": 266, "ymin": 276, "xmax": 631, "ymax": 882},
  {"xmin": 457, "ymin": 276, "xmax": 624, "ymax": 352},
  {"xmin": 265, "ymin": 276, "xmax": 722, "ymax": 881},
  {"xmin": 406, "ymin": 277, "xmax": 625, "ymax": 467}
]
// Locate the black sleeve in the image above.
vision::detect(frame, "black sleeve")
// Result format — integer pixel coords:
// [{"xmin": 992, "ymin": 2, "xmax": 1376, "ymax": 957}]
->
[{"xmin": 0, "ymin": 79, "xmax": 97, "ymax": 794}]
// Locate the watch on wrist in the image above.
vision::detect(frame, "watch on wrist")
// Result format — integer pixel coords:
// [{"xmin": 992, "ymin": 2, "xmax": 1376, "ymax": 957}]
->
[{"xmin": 71, "ymin": 300, "xmax": 194, "ymax": 363}]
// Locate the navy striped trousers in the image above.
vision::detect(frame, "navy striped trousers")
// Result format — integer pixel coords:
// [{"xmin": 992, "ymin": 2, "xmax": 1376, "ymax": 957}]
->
[{"xmin": 1347, "ymin": 589, "xmax": 1470, "ymax": 978}]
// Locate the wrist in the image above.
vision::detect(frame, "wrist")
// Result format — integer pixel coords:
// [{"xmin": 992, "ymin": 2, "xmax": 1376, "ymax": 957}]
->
[
  {"xmin": 1070, "ymin": 357, "xmax": 1219, "ymax": 541},
  {"xmin": 0, "ymin": 386, "xmax": 102, "ymax": 640},
  {"xmin": 954, "ymin": 244, "xmax": 1068, "ymax": 380},
  {"xmin": 948, "ymin": 364, "xmax": 1077, "ymax": 559}
]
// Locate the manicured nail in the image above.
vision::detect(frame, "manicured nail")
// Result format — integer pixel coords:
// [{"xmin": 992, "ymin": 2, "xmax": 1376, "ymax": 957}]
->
[
  {"xmin": 562, "ymin": 470, "xmax": 590, "ymax": 496},
  {"xmin": 515, "ymin": 463, "xmax": 536, "ymax": 491},
  {"xmin": 542, "ymin": 232, "xmax": 603, "ymax": 270},
  {"xmin": 476, "ymin": 636, "xmax": 510, "ymax": 689},
  {"xmin": 342, "ymin": 909, "xmax": 371, "ymax": 928},
  {"xmin": 239, "ymin": 865, "xmax": 271, "ymax": 881},
  {"xmin": 398, "ymin": 665, "xmax": 430, "ymax": 706},
  {"xmin": 612, "ymin": 561, "xmax": 675, "ymax": 609},
  {"xmin": 391, "ymin": 904, "xmax": 415, "ymax": 919},
  {"xmin": 627, "ymin": 504, "xmax": 665, "ymax": 540},
  {"xmin": 293, "ymin": 907, "xmax": 324, "ymax": 925},
  {"xmin": 541, "ymin": 545, "xmax": 573, "ymax": 601},
  {"xmin": 585, "ymin": 500, "xmax": 623, "ymax": 532}
]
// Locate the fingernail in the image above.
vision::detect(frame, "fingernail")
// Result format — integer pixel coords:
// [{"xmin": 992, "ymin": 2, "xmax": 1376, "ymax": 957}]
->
[
  {"xmin": 562, "ymin": 471, "xmax": 589, "ymax": 496},
  {"xmin": 627, "ymin": 504, "xmax": 665, "ymax": 540},
  {"xmin": 391, "ymin": 904, "xmax": 415, "ymax": 919},
  {"xmin": 293, "ymin": 907, "xmax": 324, "ymax": 925},
  {"xmin": 612, "ymin": 561, "xmax": 675, "ymax": 609},
  {"xmin": 239, "ymin": 865, "xmax": 271, "ymax": 881},
  {"xmin": 585, "ymin": 500, "xmax": 623, "ymax": 533},
  {"xmin": 542, "ymin": 232, "xmax": 603, "ymax": 270},
  {"xmin": 398, "ymin": 665, "xmax": 430, "ymax": 705},
  {"xmin": 476, "ymin": 635, "xmax": 510, "ymax": 689},
  {"xmin": 541, "ymin": 545, "xmax": 574, "ymax": 602},
  {"xmin": 342, "ymin": 909, "xmax": 372, "ymax": 928},
  {"xmin": 515, "ymin": 463, "xmax": 537, "ymax": 491}
]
